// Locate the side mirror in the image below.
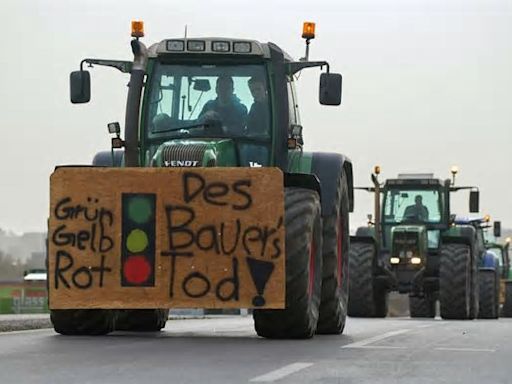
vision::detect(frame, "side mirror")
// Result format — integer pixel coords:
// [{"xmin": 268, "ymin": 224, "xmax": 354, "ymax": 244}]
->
[
  {"xmin": 494, "ymin": 221, "xmax": 502, "ymax": 238},
  {"xmin": 469, "ymin": 190, "xmax": 479, "ymax": 213},
  {"xmin": 70, "ymin": 70, "xmax": 91, "ymax": 104},
  {"xmin": 319, "ymin": 72, "xmax": 342, "ymax": 106}
]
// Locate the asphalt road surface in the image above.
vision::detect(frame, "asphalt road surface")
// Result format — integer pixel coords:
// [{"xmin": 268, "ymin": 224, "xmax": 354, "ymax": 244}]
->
[{"xmin": 1, "ymin": 316, "xmax": 511, "ymax": 384}]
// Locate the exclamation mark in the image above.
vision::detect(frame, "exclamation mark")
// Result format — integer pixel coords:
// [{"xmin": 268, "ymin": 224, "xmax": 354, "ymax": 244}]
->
[{"xmin": 246, "ymin": 257, "xmax": 275, "ymax": 307}]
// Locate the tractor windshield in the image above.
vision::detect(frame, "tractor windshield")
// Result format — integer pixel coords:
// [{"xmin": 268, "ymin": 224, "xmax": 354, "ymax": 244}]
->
[
  {"xmin": 144, "ymin": 63, "xmax": 271, "ymax": 140},
  {"xmin": 383, "ymin": 188, "xmax": 442, "ymax": 224}
]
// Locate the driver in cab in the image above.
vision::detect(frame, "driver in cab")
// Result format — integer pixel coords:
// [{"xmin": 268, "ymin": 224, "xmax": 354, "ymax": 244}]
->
[
  {"xmin": 403, "ymin": 195, "xmax": 429, "ymax": 221},
  {"xmin": 199, "ymin": 75, "xmax": 247, "ymax": 135}
]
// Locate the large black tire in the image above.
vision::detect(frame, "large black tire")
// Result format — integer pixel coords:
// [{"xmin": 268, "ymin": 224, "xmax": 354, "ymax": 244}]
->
[
  {"xmin": 502, "ymin": 282, "xmax": 512, "ymax": 317},
  {"xmin": 253, "ymin": 188, "xmax": 323, "ymax": 339},
  {"xmin": 348, "ymin": 242, "xmax": 388, "ymax": 317},
  {"xmin": 469, "ymin": 251, "xmax": 480, "ymax": 320},
  {"xmin": 439, "ymin": 244, "xmax": 472, "ymax": 319},
  {"xmin": 51, "ymin": 309, "xmax": 115, "ymax": 335},
  {"xmin": 316, "ymin": 170, "xmax": 350, "ymax": 334},
  {"xmin": 409, "ymin": 295, "xmax": 436, "ymax": 318},
  {"xmin": 115, "ymin": 309, "xmax": 169, "ymax": 331},
  {"xmin": 478, "ymin": 269, "xmax": 499, "ymax": 319}
]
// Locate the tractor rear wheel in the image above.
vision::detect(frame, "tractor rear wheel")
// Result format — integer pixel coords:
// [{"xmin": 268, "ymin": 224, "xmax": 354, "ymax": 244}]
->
[
  {"xmin": 253, "ymin": 187, "xmax": 323, "ymax": 339},
  {"xmin": 439, "ymin": 244, "xmax": 472, "ymax": 319},
  {"xmin": 51, "ymin": 309, "xmax": 115, "ymax": 335},
  {"xmin": 409, "ymin": 295, "xmax": 436, "ymax": 318},
  {"xmin": 502, "ymin": 282, "xmax": 512, "ymax": 317},
  {"xmin": 316, "ymin": 170, "xmax": 350, "ymax": 334},
  {"xmin": 477, "ymin": 269, "xmax": 499, "ymax": 319},
  {"xmin": 115, "ymin": 309, "xmax": 169, "ymax": 331},
  {"xmin": 469, "ymin": 251, "xmax": 480, "ymax": 319},
  {"xmin": 348, "ymin": 242, "xmax": 388, "ymax": 317}
]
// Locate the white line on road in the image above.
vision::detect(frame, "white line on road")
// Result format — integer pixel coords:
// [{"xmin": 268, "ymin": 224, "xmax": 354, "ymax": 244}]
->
[
  {"xmin": 415, "ymin": 324, "xmax": 436, "ymax": 329},
  {"xmin": 354, "ymin": 345, "xmax": 408, "ymax": 350},
  {"xmin": 0, "ymin": 328, "xmax": 52, "ymax": 336},
  {"xmin": 249, "ymin": 362, "xmax": 314, "ymax": 382},
  {"xmin": 341, "ymin": 329, "xmax": 411, "ymax": 349},
  {"xmin": 435, "ymin": 347, "xmax": 496, "ymax": 353}
]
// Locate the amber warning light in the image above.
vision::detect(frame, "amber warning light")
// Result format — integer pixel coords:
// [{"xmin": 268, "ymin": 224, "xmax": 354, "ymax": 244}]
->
[
  {"xmin": 302, "ymin": 22, "xmax": 316, "ymax": 40},
  {"xmin": 131, "ymin": 20, "xmax": 144, "ymax": 38}
]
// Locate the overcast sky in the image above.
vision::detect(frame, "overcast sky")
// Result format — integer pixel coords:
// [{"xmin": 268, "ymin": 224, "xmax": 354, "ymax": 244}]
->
[{"xmin": 1, "ymin": 0, "xmax": 511, "ymax": 233}]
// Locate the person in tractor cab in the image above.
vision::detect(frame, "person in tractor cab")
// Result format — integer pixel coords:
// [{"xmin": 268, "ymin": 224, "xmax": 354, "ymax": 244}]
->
[
  {"xmin": 403, "ymin": 195, "xmax": 429, "ymax": 221},
  {"xmin": 246, "ymin": 76, "xmax": 270, "ymax": 136},
  {"xmin": 199, "ymin": 75, "xmax": 247, "ymax": 135}
]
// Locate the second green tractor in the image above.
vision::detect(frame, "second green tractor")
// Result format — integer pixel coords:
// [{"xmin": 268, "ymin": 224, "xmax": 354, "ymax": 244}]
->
[{"xmin": 348, "ymin": 167, "xmax": 500, "ymax": 319}]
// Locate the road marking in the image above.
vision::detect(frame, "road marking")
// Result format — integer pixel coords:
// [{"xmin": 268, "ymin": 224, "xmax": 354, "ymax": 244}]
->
[
  {"xmin": 435, "ymin": 347, "xmax": 496, "ymax": 353},
  {"xmin": 354, "ymin": 345, "xmax": 407, "ymax": 349},
  {"xmin": 249, "ymin": 362, "xmax": 314, "ymax": 382},
  {"xmin": 415, "ymin": 324, "xmax": 436, "ymax": 329},
  {"xmin": 0, "ymin": 328, "xmax": 52, "ymax": 336},
  {"xmin": 341, "ymin": 329, "xmax": 411, "ymax": 349}
]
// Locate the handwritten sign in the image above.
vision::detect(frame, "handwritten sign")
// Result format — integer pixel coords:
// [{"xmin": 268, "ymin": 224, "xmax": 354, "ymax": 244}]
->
[{"xmin": 48, "ymin": 167, "xmax": 285, "ymax": 309}]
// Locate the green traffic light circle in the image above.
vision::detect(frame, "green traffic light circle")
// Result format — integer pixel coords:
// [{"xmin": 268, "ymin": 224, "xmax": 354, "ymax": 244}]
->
[
  {"xmin": 128, "ymin": 196, "xmax": 152, "ymax": 224},
  {"xmin": 126, "ymin": 229, "xmax": 149, "ymax": 253}
]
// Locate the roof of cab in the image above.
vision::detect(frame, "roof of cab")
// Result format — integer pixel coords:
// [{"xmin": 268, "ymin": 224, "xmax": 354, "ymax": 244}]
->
[
  {"xmin": 147, "ymin": 38, "xmax": 294, "ymax": 61},
  {"xmin": 385, "ymin": 175, "xmax": 444, "ymax": 187}
]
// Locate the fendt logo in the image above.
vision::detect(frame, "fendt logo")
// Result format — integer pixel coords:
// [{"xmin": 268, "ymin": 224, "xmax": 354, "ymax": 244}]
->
[{"xmin": 164, "ymin": 160, "xmax": 200, "ymax": 167}]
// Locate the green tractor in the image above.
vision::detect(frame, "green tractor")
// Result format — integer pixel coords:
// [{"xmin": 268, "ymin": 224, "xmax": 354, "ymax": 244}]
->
[
  {"xmin": 348, "ymin": 167, "xmax": 494, "ymax": 319},
  {"xmin": 49, "ymin": 21, "xmax": 354, "ymax": 339},
  {"xmin": 484, "ymin": 223, "xmax": 512, "ymax": 317}
]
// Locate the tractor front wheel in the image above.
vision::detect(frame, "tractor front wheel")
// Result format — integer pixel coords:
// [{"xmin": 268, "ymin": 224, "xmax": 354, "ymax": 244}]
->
[
  {"xmin": 348, "ymin": 242, "xmax": 388, "ymax": 317},
  {"xmin": 409, "ymin": 295, "xmax": 436, "ymax": 318},
  {"xmin": 115, "ymin": 309, "xmax": 169, "ymax": 331},
  {"xmin": 477, "ymin": 269, "xmax": 499, "ymax": 319},
  {"xmin": 253, "ymin": 187, "xmax": 323, "ymax": 339},
  {"xmin": 439, "ymin": 244, "xmax": 472, "ymax": 319},
  {"xmin": 51, "ymin": 309, "xmax": 115, "ymax": 335}
]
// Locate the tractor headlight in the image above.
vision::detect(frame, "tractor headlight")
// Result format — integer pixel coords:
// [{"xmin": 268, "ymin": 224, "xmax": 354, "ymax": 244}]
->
[
  {"xmin": 411, "ymin": 257, "xmax": 422, "ymax": 265},
  {"xmin": 187, "ymin": 40, "xmax": 206, "ymax": 51},
  {"xmin": 167, "ymin": 40, "xmax": 185, "ymax": 51},
  {"xmin": 212, "ymin": 41, "xmax": 230, "ymax": 52},
  {"xmin": 233, "ymin": 41, "xmax": 252, "ymax": 53}
]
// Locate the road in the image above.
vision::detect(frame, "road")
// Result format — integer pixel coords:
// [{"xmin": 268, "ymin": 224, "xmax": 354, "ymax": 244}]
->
[{"xmin": 1, "ymin": 316, "xmax": 511, "ymax": 384}]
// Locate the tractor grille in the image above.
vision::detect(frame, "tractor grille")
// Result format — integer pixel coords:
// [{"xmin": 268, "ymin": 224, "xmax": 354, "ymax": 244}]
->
[{"xmin": 161, "ymin": 144, "xmax": 208, "ymax": 167}]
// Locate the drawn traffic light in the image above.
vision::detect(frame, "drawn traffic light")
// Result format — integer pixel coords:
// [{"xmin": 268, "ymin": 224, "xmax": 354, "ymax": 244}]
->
[{"xmin": 121, "ymin": 193, "xmax": 156, "ymax": 287}]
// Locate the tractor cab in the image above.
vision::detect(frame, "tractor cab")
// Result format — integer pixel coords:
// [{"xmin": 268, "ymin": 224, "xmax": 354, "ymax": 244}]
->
[
  {"xmin": 380, "ymin": 175, "xmax": 447, "ymax": 292},
  {"xmin": 383, "ymin": 175, "xmax": 447, "ymax": 253},
  {"xmin": 70, "ymin": 22, "xmax": 342, "ymax": 171},
  {"xmin": 143, "ymin": 44, "xmax": 274, "ymax": 169}
]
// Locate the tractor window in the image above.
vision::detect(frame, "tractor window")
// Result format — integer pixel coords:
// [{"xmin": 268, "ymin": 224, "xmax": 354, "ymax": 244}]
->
[
  {"xmin": 146, "ymin": 63, "xmax": 271, "ymax": 139},
  {"xmin": 153, "ymin": 75, "xmax": 176, "ymax": 117},
  {"xmin": 287, "ymin": 78, "xmax": 300, "ymax": 126},
  {"xmin": 383, "ymin": 188, "xmax": 442, "ymax": 224}
]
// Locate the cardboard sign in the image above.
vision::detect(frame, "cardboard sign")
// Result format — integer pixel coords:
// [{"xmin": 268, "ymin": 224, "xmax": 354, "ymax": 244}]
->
[{"xmin": 48, "ymin": 167, "xmax": 285, "ymax": 309}]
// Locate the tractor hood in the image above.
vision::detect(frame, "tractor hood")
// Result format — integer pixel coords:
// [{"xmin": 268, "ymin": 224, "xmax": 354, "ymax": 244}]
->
[
  {"xmin": 391, "ymin": 225, "xmax": 428, "ymax": 262},
  {"xmin": 150, "ymin": 139, "xmax": 238, "ymax": 168}
]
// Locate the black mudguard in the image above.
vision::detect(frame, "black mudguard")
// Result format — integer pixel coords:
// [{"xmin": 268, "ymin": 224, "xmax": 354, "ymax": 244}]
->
[
  {"xmin": 311, "ymin": 152, "xmax": 354, "ymax": 214},
  {"xmin": 441, "ymin": 225, "xmax": 476, "ymax": 247},
  {"xmin": 284, "ymin": 172, "xmax": 321, "ymax": 197},
  {"xmin": 92, "ymin": 150, "xmax": 124, "ymax": 167}
]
